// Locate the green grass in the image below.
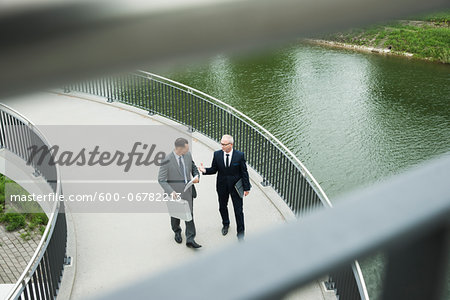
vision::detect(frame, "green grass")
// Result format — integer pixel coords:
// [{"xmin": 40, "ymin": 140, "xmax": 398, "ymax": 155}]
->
[
  {"xmin": 384, "ymin": 26, "xmax": 450, "ymax": 63},
  {"xmin": 1, "ymin": 212, "xmax": 26, "ymax": 231},
  {"xmin": 0, "ymin": 174, "xmax": 48, "ymax": 238},
  {"xmin": 408, "ymin": 10, "xmax": 450, "ymax": 24},
  {"xmin": 317, "ymin": 11, "xmax": 450, "ymax": 64}
]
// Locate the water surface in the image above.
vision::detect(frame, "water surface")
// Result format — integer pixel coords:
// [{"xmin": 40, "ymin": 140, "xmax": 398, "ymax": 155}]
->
[{"xmin": 159, "ymin": 43, "xmax": 450, "ymax": 299}]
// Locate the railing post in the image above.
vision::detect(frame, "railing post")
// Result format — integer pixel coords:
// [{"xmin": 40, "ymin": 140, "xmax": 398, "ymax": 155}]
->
[
  {"xmin": 324, "ymin": 275, "xmax": 335, "ymax": 291},
  {"xmin": 33, "ymin": 169, "xmax": 41, "ymax": 177},
  {"xmin": 64, "ymin": 255, "xmax": 72, "ymax": 266},
  {"xmin": 261, "ymin": 179, "xmax": 269, "ymax": 187}
]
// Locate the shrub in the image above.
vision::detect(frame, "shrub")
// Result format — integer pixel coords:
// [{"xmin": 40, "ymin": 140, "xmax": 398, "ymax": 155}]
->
[
  {"xmin": 39, "ymin": 225, "xmax": 46, "ymax": 235},
  {"xmin": 0, "ymin": 174, "xmax": 48, "ymax": 235},
  {"xmin": 3, "ymin": 212, "xmax": 26, "ymax": 231},
  {"xmin": 28, "ymin": 213, "xmax": 49, "ymax": 227}
]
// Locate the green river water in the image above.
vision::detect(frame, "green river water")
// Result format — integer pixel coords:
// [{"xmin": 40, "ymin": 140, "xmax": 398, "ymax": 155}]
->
[{"xmin": 159, "ymin": 42, "xmax": 450, "ymax": 299}]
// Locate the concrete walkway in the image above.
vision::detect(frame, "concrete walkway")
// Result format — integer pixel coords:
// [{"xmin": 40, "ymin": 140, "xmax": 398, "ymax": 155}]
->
[
  {"xmin": 0, "ymin": 228, "xmax": 41, "ymax": 284},
  {"xmin": 1, "ymin": 91, "xmax": 335, "ymax": 300}
]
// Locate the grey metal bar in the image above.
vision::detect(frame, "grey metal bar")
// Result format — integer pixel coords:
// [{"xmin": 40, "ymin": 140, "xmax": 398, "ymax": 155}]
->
[
  {"xmin": 1, "ymin": 0, "xmax": 449, "ymax": 98},
  {"xmin": 93, "ymin": 153, "xmax": 450, "ymax": 300}
]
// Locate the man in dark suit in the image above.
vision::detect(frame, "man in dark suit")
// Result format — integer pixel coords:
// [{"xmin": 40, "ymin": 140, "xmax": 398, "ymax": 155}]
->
[
  {"xmin": 199, "ymin": 134, "xmax": 251, "ymax": 241},
  {"xmin": 158, "ymin": 137, "xmax": 202, "ymax": 248}
]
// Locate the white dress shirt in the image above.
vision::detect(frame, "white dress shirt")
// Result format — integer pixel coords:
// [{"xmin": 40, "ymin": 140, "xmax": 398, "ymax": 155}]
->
[{"xmin": 224, "ymin": 149, "xmax": 233, "ymax": 167}]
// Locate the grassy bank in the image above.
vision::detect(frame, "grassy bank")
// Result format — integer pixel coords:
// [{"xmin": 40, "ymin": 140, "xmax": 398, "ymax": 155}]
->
[
  {"xmin": 315, "ymin": 11, "xmax": 450, "ymax": 64},
  {"xmin": 0, "ymin": 174, "xmax": 48, "ymax": 240}
]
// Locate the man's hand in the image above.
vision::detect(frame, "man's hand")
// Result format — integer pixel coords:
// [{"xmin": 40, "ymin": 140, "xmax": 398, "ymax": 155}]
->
[
  {"xmin": 244, "ymin": 191, "xmax": 249, "ymax": 197},
  {"xmin": 198, "ymin": 163, "xmax": 206, "ymax": 173},
  {"xmin": 171, "ymin": 191, "xmax": 178, "ymax": 200},
  {"xmin": 193, "ymin": 177, "xmax": 199, "ymax": 183}
]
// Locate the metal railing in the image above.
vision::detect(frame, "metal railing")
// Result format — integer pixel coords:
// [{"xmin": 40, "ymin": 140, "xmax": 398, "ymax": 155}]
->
[
  {"xmin": 67, "ymin": 71, "xmax": 369, "ymax": 299},
  {"xmin": 0, "ymin": 104, "xmax": 67, "ymax": 300}
]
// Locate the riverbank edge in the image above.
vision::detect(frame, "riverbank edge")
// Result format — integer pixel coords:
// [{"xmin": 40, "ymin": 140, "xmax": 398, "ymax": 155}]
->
[{"xmin": 302, "ymin": 38, "xmax": 444, "ymax": 63}]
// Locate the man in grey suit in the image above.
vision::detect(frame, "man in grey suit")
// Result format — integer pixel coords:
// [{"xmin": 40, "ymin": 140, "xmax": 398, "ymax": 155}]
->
[{"xmin": 158, "ymin": 137, "xmax": 202, "ymax": 248}]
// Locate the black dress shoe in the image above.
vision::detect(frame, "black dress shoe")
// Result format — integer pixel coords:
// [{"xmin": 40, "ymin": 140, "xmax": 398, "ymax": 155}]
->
[
  {"xmin": 186, "ymin": 240, "xmax": 202, "ymax": 248},
  {"xmin": 174, "ymin": 232, "xmax": 182, "ymax": 244},
  {"xmin": 222, "ymin": 226, "xmax": 229, "ymax": 236}
]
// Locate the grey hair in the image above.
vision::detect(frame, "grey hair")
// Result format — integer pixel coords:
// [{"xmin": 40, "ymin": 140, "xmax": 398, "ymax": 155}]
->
[{"xmin": 221, "ymin": 134, "xmax": 234, "ymax": 144}]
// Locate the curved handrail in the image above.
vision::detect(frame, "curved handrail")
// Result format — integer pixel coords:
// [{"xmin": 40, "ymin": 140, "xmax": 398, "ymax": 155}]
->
[
  {"xmin": 137, "ymin": 70, "xmax": 333, "ymax": 208},
  {"xmin": 354, "ymin": 261, "xmax": 370, "ymax": 300},
  {"xmin": 0, "ymin": 103, "xmax": 63, "ymax": 300}
]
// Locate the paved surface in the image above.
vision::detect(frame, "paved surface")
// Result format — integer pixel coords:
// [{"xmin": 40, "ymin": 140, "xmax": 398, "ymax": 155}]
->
[
  {"xmin": 0, "ymin": 228, "xmax": 40, "ymax": 284},
  {"xmin": 1, "ymin": 91, "xmax": 335, "ymax": 300}
]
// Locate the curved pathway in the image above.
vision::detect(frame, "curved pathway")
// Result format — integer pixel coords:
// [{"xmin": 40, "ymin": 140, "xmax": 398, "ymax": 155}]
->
[{"xmin": 1, "ymin": 91, "xmax": 334, "ymax": 300}]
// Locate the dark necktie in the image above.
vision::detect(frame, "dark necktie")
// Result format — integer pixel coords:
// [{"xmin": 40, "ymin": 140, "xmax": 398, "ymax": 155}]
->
[{"xmin": 226, "ymin": 154, "xmax": 230, "ymax": 167}]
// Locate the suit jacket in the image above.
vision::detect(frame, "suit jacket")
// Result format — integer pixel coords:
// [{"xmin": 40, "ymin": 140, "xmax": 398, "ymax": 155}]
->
[
  {"xmin": 204, "ymin": 149, "xmax": 251, "ymax": 194},
  {"xmin": 158, "ymin": 151, "xmax": 199, "ymax": 199}
]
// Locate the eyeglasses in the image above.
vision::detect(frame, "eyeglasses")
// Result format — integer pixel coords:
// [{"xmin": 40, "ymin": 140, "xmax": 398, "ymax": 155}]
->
[{"xmin": 220, "ymin": 143, "xmax": 231, "ymax": 146}]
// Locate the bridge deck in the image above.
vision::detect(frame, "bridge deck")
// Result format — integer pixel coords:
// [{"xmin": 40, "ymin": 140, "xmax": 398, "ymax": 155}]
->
[{"xmin": 1, "ymin": 91, "xmax": 335, "ymax": 300}]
